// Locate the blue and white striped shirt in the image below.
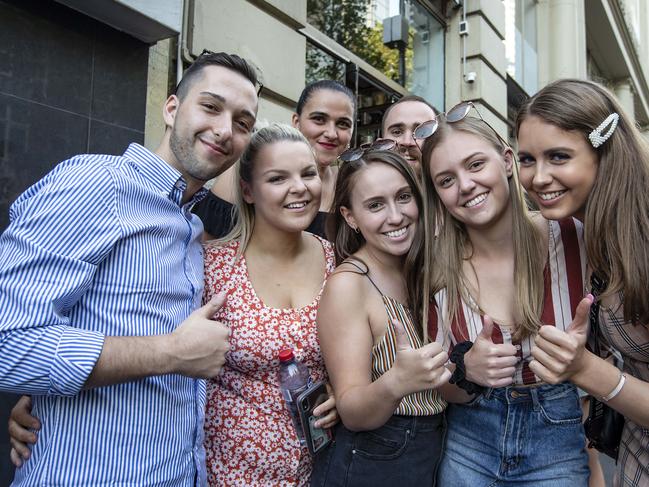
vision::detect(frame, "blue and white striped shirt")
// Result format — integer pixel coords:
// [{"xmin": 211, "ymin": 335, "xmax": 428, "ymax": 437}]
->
[{"xmin": 0, "ymin": 144, "xmax": 209, "ymax": 486}]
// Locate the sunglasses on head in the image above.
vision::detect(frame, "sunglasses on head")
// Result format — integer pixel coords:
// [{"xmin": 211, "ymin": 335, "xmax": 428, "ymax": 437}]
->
[
  {"xmin": 338, "ymin": 138, "xmax": 398, "ymax": 163},
  {"xmin": 412, "ymin": 101, "xmax": 509, "ymax": 150}
]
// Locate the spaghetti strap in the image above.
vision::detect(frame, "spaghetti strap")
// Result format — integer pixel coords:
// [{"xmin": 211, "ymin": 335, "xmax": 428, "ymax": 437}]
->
[{"xmin": 343, "ymin": 258, "xmax": 386, "ymax": 297}]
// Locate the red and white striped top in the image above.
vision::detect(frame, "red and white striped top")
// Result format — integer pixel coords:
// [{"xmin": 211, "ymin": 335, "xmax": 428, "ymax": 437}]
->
[{"xmin": 429, "ymin": 218, "xmax": 586, "ymax": 385}]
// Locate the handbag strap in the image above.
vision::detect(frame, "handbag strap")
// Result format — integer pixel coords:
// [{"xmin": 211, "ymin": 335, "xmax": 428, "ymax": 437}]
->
[{"xmin": 589, "ymin": 273, "xmax": 607, "ymax": 358}]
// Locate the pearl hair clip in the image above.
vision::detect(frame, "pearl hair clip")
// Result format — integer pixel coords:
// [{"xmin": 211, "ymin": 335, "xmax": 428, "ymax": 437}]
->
[{"xmin": 588, "ymin": 113, "xmax": 619, "ymax": 148}]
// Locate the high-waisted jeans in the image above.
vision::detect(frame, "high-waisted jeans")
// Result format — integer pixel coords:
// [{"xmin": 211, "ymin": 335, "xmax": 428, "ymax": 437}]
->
[
  {"xmin": 438, "ymin": 382, "xmax": 589, "ymax": 486},
  {"xmin": 310, "ymin": 413, "xmax": 445, "ymax": 487}
]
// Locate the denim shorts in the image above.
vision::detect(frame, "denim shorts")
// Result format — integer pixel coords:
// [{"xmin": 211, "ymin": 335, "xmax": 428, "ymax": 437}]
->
[
  {"xmin": 310, "ymin": 413, "xmax": 445, "ymax": 487},
  {"xmin": 439, "ymin": 382, "xmax": 589, "ymax": 487}
]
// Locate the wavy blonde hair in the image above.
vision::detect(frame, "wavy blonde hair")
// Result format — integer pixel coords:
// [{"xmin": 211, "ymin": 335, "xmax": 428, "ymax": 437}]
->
[
  {"xmin": 421, "ymin": 117, "xmax": 545, "ymax": 340},
  {"xmin": 516, "ymin": 79, "xmax": 649, "ymax": 325}
]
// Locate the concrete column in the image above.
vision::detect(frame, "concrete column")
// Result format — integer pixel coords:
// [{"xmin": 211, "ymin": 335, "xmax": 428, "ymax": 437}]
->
[
  {"xmin": 145, "ymin": 39, "xmax": 173, "ymax": 150},
  {"xmin": 639, "ymin": 1, "xmax": 649, "ymax": 84},
  {"xmin": 613, "ymin": 78, "xmax": 636, "ymax": 121},
  {"xmin": 189, "ymin": 0, "xmax": 306, "ymax": 125},
  {"xmin": 445, "ymin": 0, "xmax": 508, "ymax": 138},
  {"xmin": 537, "ymin": 0, "xmax": 587, "ymax": 85}
]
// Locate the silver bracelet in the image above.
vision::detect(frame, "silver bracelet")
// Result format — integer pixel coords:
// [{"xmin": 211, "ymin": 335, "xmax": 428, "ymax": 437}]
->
[{"xmin": 601, "ymin": 373, "xmax": 626, "ymax": 402}]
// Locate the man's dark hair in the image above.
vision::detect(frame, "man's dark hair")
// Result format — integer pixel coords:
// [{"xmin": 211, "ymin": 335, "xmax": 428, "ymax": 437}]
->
[
  {"xmin": 173, "ymin": 51, "xmax": 259, "ymax": 99},
  {"xmin": 381, "ymin": 95, "xmax": 436, "ymax": 130},
  {"xmin": 296, "ymin": 79, "xmax": 356, "ymax": 115}
]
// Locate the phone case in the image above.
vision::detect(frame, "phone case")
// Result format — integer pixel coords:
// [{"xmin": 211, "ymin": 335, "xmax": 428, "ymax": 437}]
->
[{"xmin": 296, "ymin": 380, "xmax": 333, "ymax": 455}]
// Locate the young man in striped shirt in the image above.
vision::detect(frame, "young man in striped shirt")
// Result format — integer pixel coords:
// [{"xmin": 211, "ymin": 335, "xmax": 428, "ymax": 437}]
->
[{"xmin": 0, "ymin": 52, "xmax": 258, "ymax": 486}]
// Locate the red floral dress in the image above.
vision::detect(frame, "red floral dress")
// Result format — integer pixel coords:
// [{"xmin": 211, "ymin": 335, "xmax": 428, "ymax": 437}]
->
[{"xmin": 202, "ymin": 235, "xmax": 334, "ymax": 486}]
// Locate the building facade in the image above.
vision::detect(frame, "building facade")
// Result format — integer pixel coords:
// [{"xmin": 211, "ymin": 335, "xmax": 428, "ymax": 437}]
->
[{"xmin": 145, "ymin": 0, "xmax": 649, "ymax": 148}]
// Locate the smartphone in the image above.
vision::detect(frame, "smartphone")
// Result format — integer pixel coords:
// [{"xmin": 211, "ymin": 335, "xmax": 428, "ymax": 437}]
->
[{"xmin": 296, "ymin": 380, "xmax": 333, "ymax": 455}]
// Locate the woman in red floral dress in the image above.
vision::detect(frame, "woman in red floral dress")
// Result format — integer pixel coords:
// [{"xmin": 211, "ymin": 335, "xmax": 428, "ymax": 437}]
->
[{"xmin": 202, "ymin": 124, "xmax": 338, "ymax": 486}]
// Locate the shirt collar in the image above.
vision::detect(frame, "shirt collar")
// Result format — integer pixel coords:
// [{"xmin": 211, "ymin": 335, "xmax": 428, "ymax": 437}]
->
[
  {"xmin": 189, "ymin": 186, "xmax": 209, "ymax": 206},
  {"xmin": 123, "ymin": 143, "xmax": 207, "ymax": 205}
]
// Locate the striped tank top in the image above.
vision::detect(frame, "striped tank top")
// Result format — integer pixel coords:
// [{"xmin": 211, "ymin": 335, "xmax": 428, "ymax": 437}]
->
[{"xmin": 347, "ymin": 260, "xmax": 446, "ymax": 416}]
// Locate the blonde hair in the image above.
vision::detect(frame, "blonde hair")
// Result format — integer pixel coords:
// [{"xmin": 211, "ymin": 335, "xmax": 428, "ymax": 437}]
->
[
  {"xmin": 516, "ymin": 78, "xmax": 649, "ymax": 325},
  {"xmin": 421, "ymin": 117, "xmax": 545, "ymax": 340},
  {"xmin": 215, "ymin": 123, "xmax": 313, "ymax": 259}
]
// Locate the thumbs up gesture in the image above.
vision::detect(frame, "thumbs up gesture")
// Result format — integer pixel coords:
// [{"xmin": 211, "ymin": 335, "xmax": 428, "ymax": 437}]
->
[
  {"xmin": 167, "ymin": 291, "xmax": 230, "ymax": 379},
  {"xmin": 463, "ymin": 316, "xmax": 519, "ymax": 388},
  {"xmin": 529, "ymin": 295, "xmax": 593, "ymax": 384},
  {"xmin": 389, "ymin": 319, "xmax": 451, "ymax": 397}
]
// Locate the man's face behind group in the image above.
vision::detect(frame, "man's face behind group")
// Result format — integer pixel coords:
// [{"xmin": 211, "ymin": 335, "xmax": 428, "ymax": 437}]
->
[
  {"xmin": 166, "ymin": 65, "xmax": 258, "ymax": 185},
  {"xmin": 382, "ymin": 100, "xmax": 436, "ymax": 176}
]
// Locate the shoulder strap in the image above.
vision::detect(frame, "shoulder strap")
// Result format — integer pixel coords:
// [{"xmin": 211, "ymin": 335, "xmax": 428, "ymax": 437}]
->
[
  {"xmin": 589, "ymin": 272, "xmax": 607, "ymax": 357},
  {"xmin": 343, "ymin": 258, "xmax": 386, "ymax": 297}
]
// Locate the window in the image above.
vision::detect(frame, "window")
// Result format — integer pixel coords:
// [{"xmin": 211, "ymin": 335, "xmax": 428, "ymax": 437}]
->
[
  {"xmin": 305, "ymin": 41, "xmax": 346, "ymax": 84},
  {"xmin": 505, "ymin": 0, "xmax": 538, "ymax": 95},
  {"xmin": 306, "ymin": 0, "xmax": 444, "ymax": 107}
]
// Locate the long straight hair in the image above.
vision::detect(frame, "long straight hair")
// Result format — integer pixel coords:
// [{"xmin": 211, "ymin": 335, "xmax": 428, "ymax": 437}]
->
[
  {"xmin": 215, "ymin": 123, "xmax": 314, "ymax": 259},
  {"xmin": 516, "ymin": 79, "xmax": 649, "ymax": 325},
  {"xmin": 421, "ymin": 117, "xmax": 545, "ymax": 340},
  {"xmin": 327, "ymin": 150, "xmax": 427, "ymax": 338}
]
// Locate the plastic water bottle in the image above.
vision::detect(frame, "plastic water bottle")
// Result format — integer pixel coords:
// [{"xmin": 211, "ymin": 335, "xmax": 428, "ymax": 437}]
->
[{"xmin": 278, "ymin": 349, "xmax": 311, "ymax": 445}]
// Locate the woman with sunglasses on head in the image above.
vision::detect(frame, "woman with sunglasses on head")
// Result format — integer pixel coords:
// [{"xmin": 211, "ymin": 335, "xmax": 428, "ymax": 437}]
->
[
  {"xmin": 193, "ymin": 80, "xmax": 355, "ymax": 240},
  {"xmin": 310, "ymin": 148, "xmax": 454, "ymax": 487},
  {"xmin": 516, "ymin": 79, "xmax": 649, "ymax": 487},
  {"xmin": 419, "ymin": 101, "xmax": 591, "ymax": 486}
]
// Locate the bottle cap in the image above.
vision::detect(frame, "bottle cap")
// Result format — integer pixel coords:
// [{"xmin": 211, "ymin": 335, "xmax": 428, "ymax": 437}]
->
[{"xmin": 278, "ymin": 349, "xmax": 294, "ymax": 362}]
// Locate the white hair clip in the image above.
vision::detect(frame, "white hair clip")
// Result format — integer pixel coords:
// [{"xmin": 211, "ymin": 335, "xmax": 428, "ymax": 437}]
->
[{"xmin": 588, "ymin": 113, "xmax": 619, "ymax": 148}]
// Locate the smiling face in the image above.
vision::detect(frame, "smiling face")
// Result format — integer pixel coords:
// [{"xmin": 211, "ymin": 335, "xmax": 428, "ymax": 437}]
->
[
  {"xmin": 242, "ymin": 140, "xmax": 322, "ymax": 233},
  {"xmin": 382, "ymin": 100, "xmax": 436, "ymax": 175},
  {"xmin": 341, "ymin": 163, "xmax": 419, "ymax": 259},
  {"xmin": 292, "ymin": 88, "xmax": 354, "ymax": 168},
  {"xmin": 428, "ymin": 130, "xmax": 513, "ymax": 230},
  {"xmin": 163, "ymin": 65, "xmax": 258, "ymax": 187},
  {"xmin": 517, "ymin": 116, "xmax": 598, "ymax": 221}
]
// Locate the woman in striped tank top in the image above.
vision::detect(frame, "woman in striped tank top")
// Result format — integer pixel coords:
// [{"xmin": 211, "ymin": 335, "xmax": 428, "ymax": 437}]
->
[
  {"xmin": 418, "ymin": 105, "xmax": 592, "ymax": 486},
  {"xmin": 310, "ymin": 150, "xmax": 460, "ymax": 487}
]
